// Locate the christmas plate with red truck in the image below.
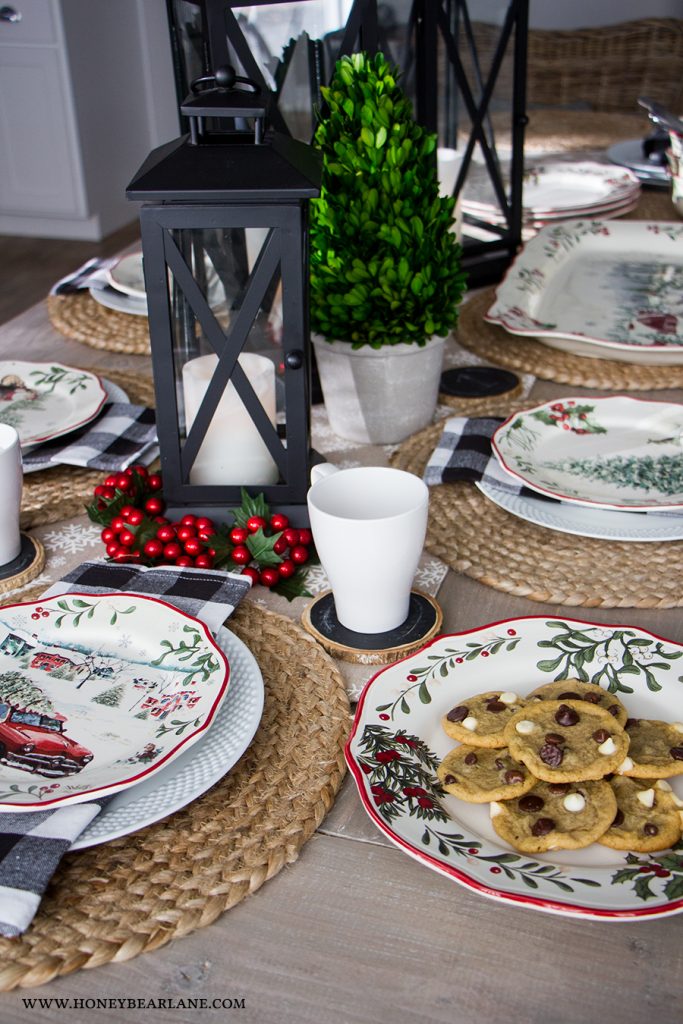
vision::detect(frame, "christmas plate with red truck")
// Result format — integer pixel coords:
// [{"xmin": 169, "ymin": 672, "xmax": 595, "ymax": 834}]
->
[
  {"xmin": 346, "ymin": 616, "xmax": 683, "ymax": 921},
  {"xmin": 0, "ymin": 593, "xmax": 229, "ymax": 810}
]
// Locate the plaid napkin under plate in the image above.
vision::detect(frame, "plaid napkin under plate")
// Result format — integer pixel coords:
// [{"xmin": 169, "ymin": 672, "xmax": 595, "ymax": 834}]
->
[
  {"xmin": 0, "ymin": 561, "xmax": 251, "ymax": 938},
  {"xmin": 50, "ymin": 257, "xmax": 118, "ymax": 296},
  {"xmin": 22, "ymin": 402, "xmax": 158, "ymax": 473},
  {"xmin": 424, "ymin": 416, "xmax": 683, "ymax": 518}
]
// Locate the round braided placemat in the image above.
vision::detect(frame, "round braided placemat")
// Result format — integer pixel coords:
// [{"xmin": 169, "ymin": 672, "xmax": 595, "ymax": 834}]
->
[
  {"xmin": 456, "ymin": 290, "xmax": 683, "ymax": 390},
  {"xmin": 47, "ymin": 293, "xmax": 150, "ymax": 355},
  {"xmin": 0, "ymin": 599, "xmax": 350, "ymax": 991},
  {"xmin": 392, "ymin": 421, "xmax": 683, "ymax": 608},
  {"xmin": 21, "ymin": 369, "xmax": 156, "ymax": 530}
]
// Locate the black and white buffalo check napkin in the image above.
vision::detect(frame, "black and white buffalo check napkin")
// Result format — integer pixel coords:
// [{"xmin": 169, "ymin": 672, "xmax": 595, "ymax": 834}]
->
[
  {"xmin": 424, "ymin": 416, "xmax": 683, "ymax": 517},
  {"xmin": 22, "ymin": 402, "xmax": 158, "ymax": 473},
  {"xmin": 50, "ymin": 257, "xmax": 118, "ymax": 296},
  {"xmin": 0, "ymin": 561, "xmax": 251, "ymax": 937}
]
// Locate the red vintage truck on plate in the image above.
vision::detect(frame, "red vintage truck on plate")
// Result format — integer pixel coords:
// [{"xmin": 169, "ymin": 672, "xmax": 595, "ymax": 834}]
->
[{"xmin": 0, "ymin": 701, "xmax": 93, "ymax": 777}]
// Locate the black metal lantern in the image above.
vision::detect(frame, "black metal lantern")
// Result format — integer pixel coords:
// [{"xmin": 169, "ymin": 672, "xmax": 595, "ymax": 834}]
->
[
  {"xmin": 165, "ymin": 0, "xmax": 527, "ymax": 286},
  {"xmin": 126, "ymin": 67, "xmax": 321, "ymax": 522}
]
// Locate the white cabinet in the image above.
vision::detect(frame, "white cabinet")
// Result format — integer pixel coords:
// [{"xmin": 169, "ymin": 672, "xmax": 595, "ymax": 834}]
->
[{"xmin": 0, "ymin": 0, "xmax": 179, "ymax": 240}]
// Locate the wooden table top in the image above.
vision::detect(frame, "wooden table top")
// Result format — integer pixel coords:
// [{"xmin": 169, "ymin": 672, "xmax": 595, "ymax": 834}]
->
[{"xmin": 3, "ymin": 127, "xmax": 683, "ymax": 1022}]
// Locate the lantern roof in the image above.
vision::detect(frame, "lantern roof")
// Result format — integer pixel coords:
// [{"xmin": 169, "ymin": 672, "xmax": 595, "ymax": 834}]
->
[{"xmin": 126, "ymin": 131, "xmax": 321, "ymax": 203}]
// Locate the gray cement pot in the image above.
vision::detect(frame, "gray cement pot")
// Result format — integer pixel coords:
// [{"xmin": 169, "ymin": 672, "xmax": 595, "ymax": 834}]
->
[{"xmin": 312, "ymin": 334, "xmax": 445, "ymax": 444}]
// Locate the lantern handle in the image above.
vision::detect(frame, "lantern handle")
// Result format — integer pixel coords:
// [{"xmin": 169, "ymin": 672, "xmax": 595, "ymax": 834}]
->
[{"xmin": 190, "ymin": 65, "xmax": 261, "ymax": 97}]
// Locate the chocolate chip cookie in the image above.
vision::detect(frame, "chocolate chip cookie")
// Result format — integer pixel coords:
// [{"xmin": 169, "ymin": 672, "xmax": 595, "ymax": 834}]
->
[
  {"xmin": 503, "ymin": 699, "xmax": 630, "ymax": 782},
  {"xmin": 528, "ymin": 678, "xmax": 628, "ymax": 728},
  {"xmin": 616, "ymin": 719, "xmax": 683, "ymax": 779},
  {"xmin": 598, "ymin": 777, "xmax": 683, "ymax": 853},
  {"xmin": 490, "ymin": 778, "xmax": 618, "ymax": 853},
  {"xmin": 437, "ymin": 745, "xmax": 536, "ymax": 803},
  {"xmin": 441, "ymin": 690, "xmax": 528, "ymax": 748}
]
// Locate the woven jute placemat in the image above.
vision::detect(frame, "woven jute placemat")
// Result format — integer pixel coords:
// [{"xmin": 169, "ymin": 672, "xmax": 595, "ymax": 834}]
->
[
  {"xmin": 456, "ymin": 290, "xmax": 683, "ymax": 391},
  {"xmin": 47, "ymin": 293, "xmax": 150, "ymax": 355},
  {"xmin": 0, "ymin": 598, "xmax": 350, "ymax": 991},
  {"xmin": 392, "ymin": 421, "xmax": 683, "ymax": 608},
  {"xmin": 21, "ymin": 369, "xmax": 156, "ymax": 530}
]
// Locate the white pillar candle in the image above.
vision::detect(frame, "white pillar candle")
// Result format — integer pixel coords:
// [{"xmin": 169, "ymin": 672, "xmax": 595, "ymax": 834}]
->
[
  {"xmin": 437, "ymin": 147, "xmax": 465, "ymax": 243},
  {"xmin": 181, "ymin": 353, "xmax": 279, "ymax": 485},
  {"xmin": 0, "ymin": 425, "xmax": 22, "ymax": 567}
]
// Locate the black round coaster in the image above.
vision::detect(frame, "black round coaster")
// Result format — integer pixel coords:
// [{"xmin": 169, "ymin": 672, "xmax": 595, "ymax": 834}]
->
[
  {"xmin": 0, "ymin": 533, "xmax": 40, "ymax": 582},
  {"xmin": 440, "ymin": 366, "xmax": 520, "ymax": 398},
  {"xmin": 301, "ymin": 590, "xmax": 443, "ymax": 664}
]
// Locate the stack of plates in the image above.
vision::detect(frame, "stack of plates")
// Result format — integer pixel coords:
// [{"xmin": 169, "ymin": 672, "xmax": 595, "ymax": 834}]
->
[
  {"xmin": 485, "ymin": 218, "xmax": 683, "ymax": 365},
  {"xmin": 463, "ymin": 160, "xmax": 641, "ymax": 231},
  {"xmin": 482, "ymin": 395, "xmax": 683, "ymax": 542},
  {"xmin": 89, "ymin": 251, "xmax": 224, "ymax": 318}
]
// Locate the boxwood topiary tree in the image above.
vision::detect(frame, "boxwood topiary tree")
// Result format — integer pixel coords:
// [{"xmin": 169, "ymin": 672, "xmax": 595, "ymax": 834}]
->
[{"xmin": 310, "ymin": 51, "xmax": 467, "ymax": 349}]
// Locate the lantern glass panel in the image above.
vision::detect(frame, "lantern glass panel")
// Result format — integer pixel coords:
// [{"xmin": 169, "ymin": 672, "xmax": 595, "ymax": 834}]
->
[{"xmin": 163, "ymin": 223, "xmax": 288, "ymax": 489}]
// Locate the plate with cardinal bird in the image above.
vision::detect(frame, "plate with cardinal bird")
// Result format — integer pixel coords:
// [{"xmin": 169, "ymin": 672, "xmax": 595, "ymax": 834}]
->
[
  {"xmin": 0, "ymin": 593, "xmax": 229, "ymax": 810},
  {"xmin": 486, "ymin": 221, "xmax": 683, "ymax": 364}
]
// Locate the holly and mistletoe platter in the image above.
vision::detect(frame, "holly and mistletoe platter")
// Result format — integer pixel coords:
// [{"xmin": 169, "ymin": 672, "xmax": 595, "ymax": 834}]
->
[
  {"xmin": 346, "ymin": 616, "xmax": 683, "ymax": 920},
  {"xmin": 0, "ymin": 593, "xmax": 229, "ymax": 810}
]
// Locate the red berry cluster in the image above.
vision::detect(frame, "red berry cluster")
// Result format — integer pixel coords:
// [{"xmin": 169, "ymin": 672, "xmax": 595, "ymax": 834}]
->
[
  {"xmin": 87, "ymin": 466, "xmax": 315, "ymax": 595},
  {"xmin": 228, "ymin": 513, "xmax": 312, "ymax": 589},
  {"xmin": 103, "ymin": 510, "xmax": 219, "ymax": 569}
]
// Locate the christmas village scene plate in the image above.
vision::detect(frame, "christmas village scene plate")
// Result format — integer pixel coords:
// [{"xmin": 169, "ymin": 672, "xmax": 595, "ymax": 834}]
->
[
  {"xmin": 0, "ymin": 361, "xmax": 107, "ymax": 449},
  {"xmin": 346, "ymin": 617, "xmax": 683, "ymax": 921},
  {"xmin": 0, "ymin": 593, "xmax": 229, "ymax": 810},
  {"xmin": 492, "ymin": 396, "xmax": 683, "ymax": 511},
  {"xmin": 485, "ymin": 221, "xmax": 683, "ymax": 364}
]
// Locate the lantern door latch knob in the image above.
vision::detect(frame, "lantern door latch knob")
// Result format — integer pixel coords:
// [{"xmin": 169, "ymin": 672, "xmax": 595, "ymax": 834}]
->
[{"xmin": 285, "ymin": 350, "xmax": 304, "ymax": 370}]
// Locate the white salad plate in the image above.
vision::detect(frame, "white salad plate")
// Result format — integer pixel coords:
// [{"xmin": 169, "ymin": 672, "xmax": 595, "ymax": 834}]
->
[
  {"xmin": 0, "ymin": 593, "xmax": 229, "ymax": 810},
  {"xmin": 21, "ymin": 377, "xmax": 127, "ymax": 474},
  {"xmin": 463, "ymin": 161, "xmax": 640, "ymax": 217},
  {"xmin": 486, "ymin": 220, "xmax": 683, "ymax": 364},
  {"xmin": 73, "ymin": 625, "xmax": 264, "ymax": 849},
  {"xmin": 90, "ymin": 285, "xmax": 148, "ymax": 317},
  {"xmin": 476, "ymin": 480, "xmax": 683, "ymax": 542},
  {"xmin": 106, "ymin": 251, "xmax": 150, "ymax": 299},
  {"xmin": 607, "ymin": 139, "xmax": 670, "ymax": 186},
  {"xmin": 492, "ymin": 396, "xmax": 683, "ymax": 511},
  {"xmin": 346, "ymin": 616, "xmax": 683, "ymax": 921},
  {"xmin": 0, "ymin": 361, "xmax": 107, "ymax": 449}
]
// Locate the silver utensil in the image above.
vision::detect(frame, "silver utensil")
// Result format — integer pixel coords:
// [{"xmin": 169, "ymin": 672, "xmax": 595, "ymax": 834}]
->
[{"xmin": 638, "ymin": 96, "xmax": 683, "ymax": 137}]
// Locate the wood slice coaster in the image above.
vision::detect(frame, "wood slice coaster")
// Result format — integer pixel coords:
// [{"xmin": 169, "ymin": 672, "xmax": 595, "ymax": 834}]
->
[
  {"xmin": 392, "ymin": 421, "xmax": 683, "ymax": 609},
  {"xmin": 47, "ymin": 293, "xmax": 150, "ymax": 355},
  {"xmin": 301, "ymin": 590, "xmax": 443, "ymax": 664},
  {"xmin": 0, "ymin": 534, "xmax": 45, "ymax": 593},
  {"xmin": 0, "ymin": 600, "xmax": 350, "ymax": 991},
  {"xmin": 457, "ymin": 290, "xmax": 683, "ymax": 390},
  {"xmin": 21, "ymin": 368, "xmax": 156, "ymax": 530}
]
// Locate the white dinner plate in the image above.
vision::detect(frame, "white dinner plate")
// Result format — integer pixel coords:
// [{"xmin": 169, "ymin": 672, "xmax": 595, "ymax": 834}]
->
[
  {"xmin": 463, "ymin": 161, "xmax": 640, "ymax": 217},
  {"xmin": 106, "ymin": 251, "xmax": 149, "ymax": 299},
  {"xmin": 21, "ymin": 377, "xmax": 128, "ymax": 474},
  {"xmin": 0, "ymin": 593, "xmax": 229, "ymax": 810},
  {"xmin": 492, "ymin": 396, "xmax": 683, "ymax": 511},
  {"xmin": 90, "ymin": 285, "xmax": 148, "ymax": 317},
  {"xmin": 486, "ymin": 220, "xmax": 683, "ymax": 363},
  {"xmin": 476, "ymin": 480, "xmax": 683, "ymax": 542},
  {"xmin": 73, "ymin": 625, "xmax": 264, "ymax": 849},
  {"xmin": 346, "ymin": 617, "xmax": 683, "ymax": 921},
  {"xmin": 0, "ymin": 361, "xmax": 107, "ymax": 449}
]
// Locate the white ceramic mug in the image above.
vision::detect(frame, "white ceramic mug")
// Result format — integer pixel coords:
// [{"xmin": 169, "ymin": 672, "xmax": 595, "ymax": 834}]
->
[
  {"xmin": 307, "ymin": 464, "xmax": 429, "ymax": 634},
  {"xmin": 0, "ymin": 425, "xmax": 22, "ymax": 567}
]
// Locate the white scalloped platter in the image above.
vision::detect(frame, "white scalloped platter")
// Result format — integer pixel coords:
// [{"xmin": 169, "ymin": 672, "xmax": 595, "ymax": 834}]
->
[{"xmin": 346, "ymin": 616, "xmax": 683, "ymax": 921}]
